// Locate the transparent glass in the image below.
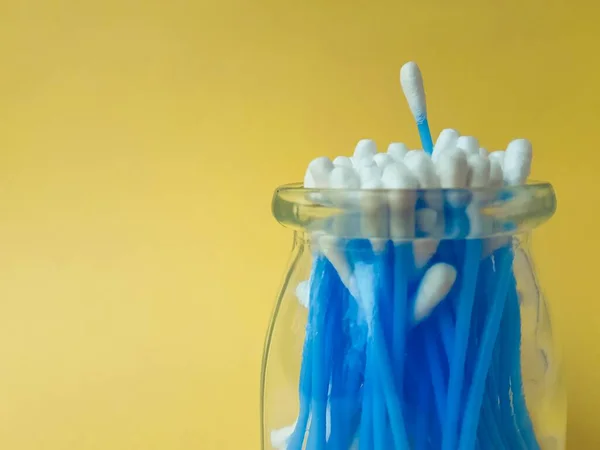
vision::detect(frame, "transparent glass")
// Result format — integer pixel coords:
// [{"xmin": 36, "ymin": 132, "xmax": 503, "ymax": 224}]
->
[{"xmin": 262, "ymin": 183, "xmax": 565, "ymax": 450}]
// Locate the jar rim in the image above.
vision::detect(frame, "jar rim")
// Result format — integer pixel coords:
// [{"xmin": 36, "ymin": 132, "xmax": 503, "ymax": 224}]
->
[{"xmin": 272, "ymin": 181, "xmax": 556, "ymax": 240}]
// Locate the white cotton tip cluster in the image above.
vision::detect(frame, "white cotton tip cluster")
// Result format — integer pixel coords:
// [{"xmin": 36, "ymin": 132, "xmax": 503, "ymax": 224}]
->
[
  {"xmin": 302, "ymin": 134, "xmax": 533, "ymax": 259},
  {"xmin": 303, "ymin": 134, "xmax": 533, "ymax": 194},
  {"xmin": 413, "ymin": 263, "xmax": 457, "ymax": 322}
]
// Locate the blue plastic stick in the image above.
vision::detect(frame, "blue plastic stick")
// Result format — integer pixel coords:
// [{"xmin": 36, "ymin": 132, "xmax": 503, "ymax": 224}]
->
[
  {"xmin": 288, "ymin": 257, "xmax": 328, "ymax": 450},
  {"xmin": 287, "ymin": 336, "xmax": 313, "ymax": 450},
  {"xmin": 417, "ymin": 118, "xmax": 434, "ymax": 155},
  {"xmin": 373, "ymin": 380, "xmax": 386, "ymax": 450},
  {"xmin": 458, "ymin": 247, "xmax": 513, "ymax": 450},
  {"xmin": 354, "ymin": 260, "xmax": 410, "ymax": 449},
  {"xmin": 392, "ymin": 243, "xmax": 411, "ymax": 395},
  {"xmin": 305, "ymin": 257, "xmax": 337, "ymax": 450},
  {"xmin": 443, "ymin": 238, "xmax": 483, "ymax": 450},
  {"xmin": 414, "ymin": 374, "xmax": 432, "ymax": 450},
  {"xmin": 425, "ymin": 330, "xmax": 447, "ymax": 427},
  {"xmin": 327, "ymin": 279, "xmax": 350, "ymax": 450},
  {"xmin": 359, "ymin": 346, "xmax": 374, "ymax": 450}
]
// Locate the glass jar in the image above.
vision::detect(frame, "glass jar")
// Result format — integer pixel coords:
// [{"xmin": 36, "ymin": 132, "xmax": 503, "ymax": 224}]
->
[{"xmin": 261, "ymin": 183, "xmax": 566, "ymax": 450}]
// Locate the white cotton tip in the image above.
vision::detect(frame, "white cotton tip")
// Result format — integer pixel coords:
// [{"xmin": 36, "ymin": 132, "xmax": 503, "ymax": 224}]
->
[
  {"xmin": 414, "ymin": 263, "xmax": 457, "ymax": 322},
  {"xmin": 479, "ymin": 148, "xmax": 489, "ymax": 158},
  {"xmin": 435, "ymin": 149, "xmax": 470, "ymax": 207},
  {"xmin": 352, "ymin": 155, "xmax": 376, "ymax": 169},
  {"xmin": 504, "ymin": 138, "xmax": 532, "ymax": 185},
  {"xmin": 457, "ymin": 136, "xmax": 480, "ymax": 155},
  {"xmin": 387, "ymin": 142, "xmax": 409, "ymax": 162},
  {"xmin": 360, "ymin": 176, "xmax": 387, "ymax": 249},
  {"xmin": 354, "ymin": 139, "xmax": 378, "ymax": 159},
  {"xmin": 271, "ymin": 422, "xmax": 296, "ymax": 449},
  {"xmin": 304, "ymin": 157, "xmax": 334, "ymax": 188},
  {"xmin": 329, "ymin": 166, "xmax": 360, "ymax": 189},
  {"xmin": 361, "ymin": 177, "xmax": 383, "ymax": 190},
  {"xmin": 404, "ymin": 151, "xmax": 440, "ymax": 188},
  {"xmin": 381, "ymin": 162, "xmax": 419, "ymax": 190},
  {"xmin": 382, "ymin": 163, "xmax": 418, "ymax": 238},
  {"xmin": 488, "ymin": 151, "xmax": 505, "ymax": 170},
  {"xmin": 404, "ymin": 151, "xmax": 443, "ymax": 213},
  {"xmin": 373, "ymin": 152, "xmax": 394, "ymax": 169},
  {"xmin": 435, "ymin": 148, "xmax": 469, "ymax": 189},
  {"xmin": 467, "ymin": 153, "xmax": 491, "ymax": 188},
  {"xmin": 295, "ymin": 280, "xmax": 309, "ymax": 309},
  {"xmin": 404, "ymin": 149, "xmax": 420, "ymax": 161},
  {"xmin": 333, "ymin": 156, "xmax": 353, "ymax": 168},
  {"xmin": 359, "ymin": 165, "xmax": 382, "ymax": 186},
  {"xmin": 400, "ymin": 61, "xmax": 427, "ymax": 121},
  {"xmin": 416, "ymin": 208, "xmax": 438, "ymax": 234},
  {"xmin": 489, "ymin": 159, "xmax": 504, "ymax": 188},
  {"xmin": 413, "ymin": 239, "xmax": 439, "ymax": 269},
  {"xmin": 432, "ymin": 128, "xmax": 460, "ymax": 162}
]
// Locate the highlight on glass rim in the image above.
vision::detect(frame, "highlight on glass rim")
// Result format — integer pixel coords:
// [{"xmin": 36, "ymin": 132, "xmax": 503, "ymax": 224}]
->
[{"xmin": 261, "ymin": 61, "xmax": 566, "ymax": 450}]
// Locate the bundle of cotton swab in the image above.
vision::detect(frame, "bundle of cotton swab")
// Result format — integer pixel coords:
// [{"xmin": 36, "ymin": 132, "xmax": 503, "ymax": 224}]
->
[{"xmin": 276, "ymin": 62, "xmax": 540, "ymax": 450}]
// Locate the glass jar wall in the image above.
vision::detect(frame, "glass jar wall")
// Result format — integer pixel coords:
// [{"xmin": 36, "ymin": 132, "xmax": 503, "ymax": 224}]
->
[{"xmin": 261, "ymin": 183, "xmax": 565, "ymax": 450}]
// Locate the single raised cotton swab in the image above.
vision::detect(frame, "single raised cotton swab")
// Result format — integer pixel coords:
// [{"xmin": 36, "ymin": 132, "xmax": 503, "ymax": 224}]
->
[{"xmin": 400, "ymin": 62, "xmax": 434, "ymax": 155}]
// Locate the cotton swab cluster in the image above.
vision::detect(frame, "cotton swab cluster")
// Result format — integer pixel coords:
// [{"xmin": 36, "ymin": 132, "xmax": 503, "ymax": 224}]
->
[
  {"xmin": 271, "ymin": 61, "xmax": 544, "ymax": 450},
  {"xmin": 303, "ymin": 133, "xmax": 532, "ymax": 193}
]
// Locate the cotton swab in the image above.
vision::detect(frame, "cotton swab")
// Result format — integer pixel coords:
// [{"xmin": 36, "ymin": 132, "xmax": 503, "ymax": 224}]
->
[
  {"xmin": 387, "ymin": 142, "xmax": 409, "ymax": 162},
  {"xmin": 353, "ymin": 139, "xmax": 378, "ymax": 159},
  {"xmin": 304, "ymin": 157, "xmax": 334, "ymax": 188},
  {"xmin": 287, "ymin": 61, "xmax": 547, "ymax": 450},
  {"xmin": 330, "ymin": 166, "xmax": 360, "ymax": 190},
  {"xmin": 433, "ymin": 129, "xmax": 460, "ymax": 162},
  {"xmin": 373, "ymin": 152, "xmax": 394, "ymax": 169},
  {"xmin": 413, "ymin": 263, "xmax": 457, "ymax": 322},
  {"xmin": 295, "ymin": 280, "xmax": 310, "ymax": 309},
  {"xmin": 457, "ymin": 136, "xmax": 480, "ymax": 155},
  {"xmin": 504, "ymin": 138, "xmax": 533, "ymax": 185},
  {"xmin": 382, "ymin": 162, "xmax": 418, "ymax": 238},
  {"xmin": 443, "ymin": 237, "xmax": 483, "ymax": 450},
  {"xmin": 466, "ymin": 153, "xmax": 492, "ymax": 236},
  {"xmin": 458, "ymin": 247, "xmax": 513, "ymax": 450},
  {"xmin": 435, "ymin": 148, "xmax": 470, "ymax": 213},
  {"xmin": 488, "ymin": 159, "xmax": 504, "ymax": 188},
  {"xmin": 333, "ymin": 156, "xmax": 354, "ymax": 168},
  {"xmin": 400, "ymin": 62, "xmax": 434, "ymax": 155},
  {"xmin": 488, "ymin": 150, "xmax": 505, "ymax": 170}
]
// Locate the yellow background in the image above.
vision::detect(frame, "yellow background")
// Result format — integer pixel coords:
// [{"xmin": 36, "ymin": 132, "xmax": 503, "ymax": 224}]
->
[{"xmin": 0, "ymin": 1, "xmax": 598, "ymax": 448}]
